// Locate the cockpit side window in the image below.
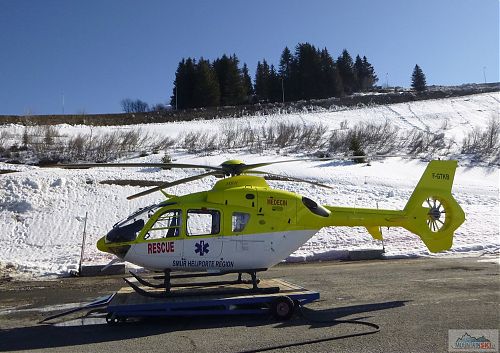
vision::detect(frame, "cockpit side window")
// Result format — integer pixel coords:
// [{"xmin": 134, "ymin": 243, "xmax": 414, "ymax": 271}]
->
[
  {"xmin": 148, "ymin": 210, "xmax": 182, "ymax": 239},
  {"xmin": 187, "ymin": 209, "xmax": 220, "ymax": 236}
]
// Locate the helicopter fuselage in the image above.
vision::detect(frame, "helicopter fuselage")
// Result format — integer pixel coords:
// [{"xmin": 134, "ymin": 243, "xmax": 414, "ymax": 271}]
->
[{"xmin": 97, "ymin": 160, "xmax": 465, "ymax": 272}]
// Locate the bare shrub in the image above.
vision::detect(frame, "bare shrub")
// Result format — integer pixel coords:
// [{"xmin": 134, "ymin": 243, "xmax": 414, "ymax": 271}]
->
[
  {"xmin": 327, "ymin": 120, "xmax": 455, "ymax": 159},
  {"xmin": 43, "ymin": 125, "xmax": 59, "ymax": 146},
  {"xmin": 219, "ymin": 123, "xmax": 239, "ymax": 149},
  {"xmin": 240, "ymin": 125, "xmax": 257, "ymax": 149},
  {"xmin": 181, "ymin": 131, "xmax": 200, "ymax": 152},
  {"xmin": 405, "ymin": 128, "xmax": 446, "ymax": 156},
  {"xmin": 328, "ymin": 129, "xmax": 350, "ymax": 153},
  {"xmin": 298, "ymin": 123, "xmax": 328, "ymax": 150},
  {"xmin": 180, "ymin": 130, "xmax": 216, "ymax": 153},
  {"xmin": 461, "ymin": 117, "xmax": 500, "ymax": 159},
  {"xmin": 22, "ymin": 127, "xmax": 33, "ymax": 149},
  {"xmin": 275, "ymin": 122, "xmax": 300, "ymax": 148},
  {"xmin": 261, "ymin": 125, "xmax": 275, "ymax": 149},
  {"xmin": 30, "ymin": 126, "xmax": 62, "ymax": 158},
  {"xmin": 66, "ymin": 134, "xmax": 89, "ymax": 161},
  {"xmin": 120, "ymin": 129, "xmax": 141, "ymax": 152},
  {"xmin": 149, "ymin": 135, "xmax": 176, "ymax": 152},
  {"xmin": 0, "ymin": 130, "xmax": 9, "ymax": 154},
  {"xmin": 328, "ymin": 121, "xmax": 398, "ymax": 155},
  {"xmin": 91, "ymin": 132, "xmax": 120, "ymax": 162},
  {"xmin": 484, "ymin": 117, "xmax": 500, "ymax": 153}
]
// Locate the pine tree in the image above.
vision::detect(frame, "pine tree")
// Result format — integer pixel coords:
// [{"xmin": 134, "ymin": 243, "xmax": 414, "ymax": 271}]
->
[
  {"xmin": 337, "ymin": 49, "xmax": 355, "ymax": 95},
  {"xmin": 170, "ymin": 58, "xmax": 197, "ymax": 109},
  {"xmin": 353, "ymin": 55, "xmax": 364, "ymax": 92},
  {"xmin": 228, "ymin": 54, "xmax": 246, "ymax": 105},
  {"xmin": 362, "ymin": 56, "xmax": 378, "ymax": 90},
  {"xmin": 268, "ymin": 65, "xmax": 282, "ymax": 102},
  {"xmin": 255, "ymin": 60, "xmax": 270, "ymax": 101},
  {"xmin": 319, "ymin": 48, "xmax": 342, "ymax": 98},
  {"xmin": 213, "ymin": 55, "xmax": 231, "ymax": 106},
  {"xmin": 411, "ymin": 64, "xmax": 427, "ymax": 92},
  {"xmin": 241, "ymin": 63, "xmax": 254, "ymax": 100},
  {"xmin": 279, "ymin": 47, "xmax": 293, "ymax": 101},
  {"xmin": 354, "ymin": 55, "xmax": 378, "ymax": 92},
  {"xmin": 294, "ymin": 43, "xmax": 322, "ymax": 100},
  {"xmin": 193, "ymin": 58, "xmax": 220, "ymax": 107},
  {"xmin": 213, "ymin": 54, "xmax": 246, "ymax": 106}
]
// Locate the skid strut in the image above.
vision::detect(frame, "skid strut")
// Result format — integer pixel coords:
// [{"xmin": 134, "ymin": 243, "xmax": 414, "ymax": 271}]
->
[{"xmin": 125, "ymin": 269, "xmax": 278, "ymax": 298}]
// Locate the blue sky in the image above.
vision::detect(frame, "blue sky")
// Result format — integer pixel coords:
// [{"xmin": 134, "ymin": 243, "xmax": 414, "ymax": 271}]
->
[{"xmin": 0, "ymin": 0, "xmax": 498, "ymax": 115}]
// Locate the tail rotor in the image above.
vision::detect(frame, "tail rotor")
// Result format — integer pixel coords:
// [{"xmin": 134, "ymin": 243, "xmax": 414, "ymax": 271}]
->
[{"xmin": 403, "ymin": 160, "xmax": 465, "ymax": 252}]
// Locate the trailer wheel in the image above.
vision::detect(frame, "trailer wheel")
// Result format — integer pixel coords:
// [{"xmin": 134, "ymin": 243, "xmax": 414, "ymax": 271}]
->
[{"xmin": 271, "ymin": 296, "xmax": 295, "ymax": 321}]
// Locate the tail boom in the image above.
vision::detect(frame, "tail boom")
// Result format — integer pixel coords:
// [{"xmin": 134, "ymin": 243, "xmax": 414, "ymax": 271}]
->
[{"xmin": 321, "ymin": 160, "xmax": 465, "ymax": 253}]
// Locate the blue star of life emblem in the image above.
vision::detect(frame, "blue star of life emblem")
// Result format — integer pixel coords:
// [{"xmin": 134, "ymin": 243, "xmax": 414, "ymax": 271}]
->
[{"xmin": 195, "ymin": 241, "xmax": 209, "ymax": 256}]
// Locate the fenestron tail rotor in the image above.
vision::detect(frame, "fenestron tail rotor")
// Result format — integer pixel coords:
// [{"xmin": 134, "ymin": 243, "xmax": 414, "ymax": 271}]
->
[{"xmin": 424, "ymin": 196, "xmax": 447, "ymax": 233}]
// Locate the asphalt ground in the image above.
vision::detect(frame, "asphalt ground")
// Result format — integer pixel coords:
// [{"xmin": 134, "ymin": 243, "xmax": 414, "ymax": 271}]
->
[{"xmin": 0, "ymin": 256, "xmax": 498, "ymax": 353}]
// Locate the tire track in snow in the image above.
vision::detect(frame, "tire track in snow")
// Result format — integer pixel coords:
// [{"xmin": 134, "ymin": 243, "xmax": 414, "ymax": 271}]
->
[
  {"xmin": 488, "ymin": 93, "xmax": 500, "ymax": 104},
  {"xmin": 384, "ymin": 106, "xmax": 425, "ymax": 132},
  {"xmin": 406, "ymin": 104, "xmax": 431, "ymax": 130},
  {"xmin": 450, "ymin": 99, "xmax": 474, "ymax": 129}
]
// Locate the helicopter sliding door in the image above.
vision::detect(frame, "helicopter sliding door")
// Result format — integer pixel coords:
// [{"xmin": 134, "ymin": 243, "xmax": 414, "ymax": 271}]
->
[{"xmin": 183, "ymin": 209, "xmax": 224, "ymax": 261}]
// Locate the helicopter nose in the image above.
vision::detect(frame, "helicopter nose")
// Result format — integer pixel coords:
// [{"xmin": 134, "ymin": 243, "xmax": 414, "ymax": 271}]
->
[
  {"xmin": 97, "ymin": 237, "xmax": 110, "ymax": 253},
  {"xmin": 97, "ymin": 236, "xmax": 131, "ymax": 259}
]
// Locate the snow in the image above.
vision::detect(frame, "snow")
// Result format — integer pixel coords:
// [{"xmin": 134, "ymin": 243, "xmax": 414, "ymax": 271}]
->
[{"xmin": 0, "ymin": 93, "xmax": 498, "ymax": 279}]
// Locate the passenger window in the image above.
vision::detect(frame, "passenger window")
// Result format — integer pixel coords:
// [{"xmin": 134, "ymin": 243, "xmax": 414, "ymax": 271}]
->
[
  {"xmin": 187, "ymin": 210, "xmax": 220, "ymax": 236},
  {"xmin": 148, "ymin": 210, "xmax": 181, "ymax": 239},
  {"xmin": 232, "ymin": 212, "xmax": 250, "ymax": 232}
]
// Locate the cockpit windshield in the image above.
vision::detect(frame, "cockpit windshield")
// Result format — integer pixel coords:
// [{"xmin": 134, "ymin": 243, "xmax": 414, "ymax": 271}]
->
[
  {"xmin": 113, "ymin": 202, "xmax": 174, "ymax": 228},
  {"xmin": 106, "ymin": 201, "xmax": 175, "ymax": 243}
]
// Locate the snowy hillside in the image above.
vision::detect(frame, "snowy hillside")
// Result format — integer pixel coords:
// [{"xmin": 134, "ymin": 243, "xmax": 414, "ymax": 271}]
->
[{"xmin": 0, "ymin": 92, "xmax": 498, "ymax": 279}]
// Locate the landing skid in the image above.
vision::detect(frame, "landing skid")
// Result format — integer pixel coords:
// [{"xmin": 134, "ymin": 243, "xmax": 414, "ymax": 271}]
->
[{"xmin": 125, "ymin": 269, "xmax": 279, "ymax": 298}]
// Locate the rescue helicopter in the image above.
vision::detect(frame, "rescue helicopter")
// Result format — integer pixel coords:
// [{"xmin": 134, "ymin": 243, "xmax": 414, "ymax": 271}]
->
[{"xmin": 56, "ymin": 158, "xmax": 465, "ymax": 297}]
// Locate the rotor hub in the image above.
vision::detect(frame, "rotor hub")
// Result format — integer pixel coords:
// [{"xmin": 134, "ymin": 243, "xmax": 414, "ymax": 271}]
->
[
  {"xmin": 220, "ymin": 160, "xmax": 247, "ymax": 176},
  {"xmin": 428, "ymin": 207, "xmax": 442, "ymax": 221}
]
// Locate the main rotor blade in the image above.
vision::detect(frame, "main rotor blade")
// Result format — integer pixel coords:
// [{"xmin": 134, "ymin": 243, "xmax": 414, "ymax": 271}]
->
[
  {"xmin": 241, "ymin": 159, "xmax": 309, "ymax": 171},
  {"xmin": 311, "ymin": 154, "xmax": 400, "ymax": 162},
  {"xmin": 249, "ymin": 171, "xmax": 333, "ymax": 190},
  {"xmin": 44, "ymin": 162, "xmax": 223, "ymax": 171},
  {"xmin": 126, "ymin": 170, "xmax": 220, "ymax": 200},
  {"xmin": 100, "ymin": 180, "xmax": 168, "ymax": 187},
  {"xmin": 238, "ymin": 154, "xmax": 394, "ymax": 173}
]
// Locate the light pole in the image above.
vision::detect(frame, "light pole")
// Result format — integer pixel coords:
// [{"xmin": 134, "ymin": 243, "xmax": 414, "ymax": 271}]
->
[{"xmin": 483, "ymin": 66, "xmax": 487, "ymax": 83}]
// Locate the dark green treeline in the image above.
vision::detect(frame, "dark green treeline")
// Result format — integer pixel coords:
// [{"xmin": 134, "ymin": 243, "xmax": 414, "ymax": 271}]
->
[{"xmin": 170, "ymin": 43, "xmax": 378, "ymax": 109}]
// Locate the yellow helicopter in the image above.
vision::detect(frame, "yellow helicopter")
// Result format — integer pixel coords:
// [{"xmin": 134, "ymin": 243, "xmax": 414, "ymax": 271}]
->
[{"xmin": 57, "ymin": 158, "xmax": 465, "ymax": 297}]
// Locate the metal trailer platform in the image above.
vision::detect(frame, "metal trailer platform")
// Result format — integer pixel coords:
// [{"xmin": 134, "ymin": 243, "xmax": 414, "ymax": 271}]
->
[{"xmin": 105, "ymin": 278, "xmax": 319, "ymax": 323}]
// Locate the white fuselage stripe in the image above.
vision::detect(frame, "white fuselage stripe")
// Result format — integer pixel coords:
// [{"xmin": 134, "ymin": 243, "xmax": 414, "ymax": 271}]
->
[{"xmin": 124, "ymin": 230, "xmax": 318, "ymax": 271}]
